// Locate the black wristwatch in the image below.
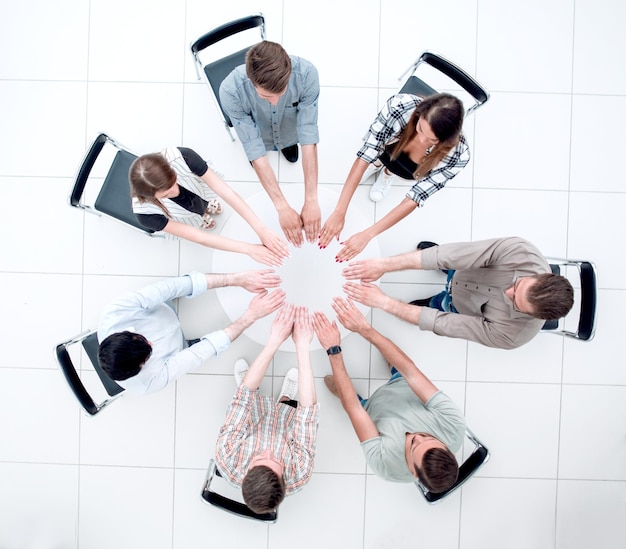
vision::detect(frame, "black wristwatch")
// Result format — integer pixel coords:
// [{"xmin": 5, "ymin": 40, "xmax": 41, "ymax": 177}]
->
[{"xmin": 326, "ymin": 345, "xmax": 342, "ymax": 356}]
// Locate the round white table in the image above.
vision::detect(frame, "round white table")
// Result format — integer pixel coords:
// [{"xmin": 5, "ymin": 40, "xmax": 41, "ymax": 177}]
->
[{"xmin": 212, "ymin": 186, "xmax": 380, "ymax": 351}]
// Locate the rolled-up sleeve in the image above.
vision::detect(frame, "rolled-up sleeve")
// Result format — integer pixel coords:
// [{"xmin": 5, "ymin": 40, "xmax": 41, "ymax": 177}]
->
[
  {"xmin": 406, "ymin": 134, "xmax": 470, "ymax": 207},
  {"xmin": 219, "ymin": 69, "xmax": 267, "ymax": 161},
  {"xmin": 295, "ymin": 62, "xmax": 319, "ymax": 145}
]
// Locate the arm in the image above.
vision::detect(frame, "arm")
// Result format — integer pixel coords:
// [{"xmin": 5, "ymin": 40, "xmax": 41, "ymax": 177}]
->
[
  {"xmin": 342, "ymin": 250, "xmax": 424, "ymax": 283},
  {"xmin": 204, "ymin": 270, "xmax": 281, "ymax": 293},
  {"xmin": 292, "ymin": 306, "xmax": 315, "ymax": 407},
  {"xmin": 318, "ymin": 157, "xmax": 369, "ymax": 248},
  {"xmin": 330, "ymin": 297, "xmax": 438, "ymax": 403},
  {"xmin": 162, "ymin": 219, "xmax": 283, "ymax": 267},
  {"xmin": 242, "ymin": 303, "xmax": 294, "ymax": 390},
  {"xmin": 335, "ymin": 198, "xmax": 418, "ymax": 262},
  {"xmin": 223, "ymin": 289, "xmax": 286, "ymax": 346},
  {"xmin": 199, "ymin": 169, "xmax": 289, "ymax": 259},
  {"xmin": 312, "ymin": 312, "xmax": 379, "ymax": 442},
  {"xmin": 300, "ymin": 144, "xmax": 320, "ymax": 243},
  {"xmin": 251, "ymin": 155, "xmax": 304, "ymax": 247}
]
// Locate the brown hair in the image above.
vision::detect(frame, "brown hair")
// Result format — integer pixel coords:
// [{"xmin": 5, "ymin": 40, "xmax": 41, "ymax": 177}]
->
[
  {"xmin": 526, "ymin": 273, "xmax": 574, "ymax": 320},
  {"xmin": 245, "ymin": 41, "xmax": 292, "ymax": 94},
  {"xmin": 128, "ymin": 153, "xmax": 177, "ymax": 217},
  {"xmin": 241, "ymin": 465, "xmax": 286, "ymax": 513},
  {"xmin": 391, "ymin": 93, "xmax": 464, "ymax": 180},
  {"xmin": 416, "ymin": 447, "xmax": 459, "ymax": 493}
]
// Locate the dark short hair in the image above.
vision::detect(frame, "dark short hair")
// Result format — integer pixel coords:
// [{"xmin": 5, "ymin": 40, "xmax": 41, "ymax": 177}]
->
[
  {"xmin": 245, "ymin": 41, "xmax": 291, "ymax": 94},
  {"xmin": 417, "ymin": 447, "xmax": 459, "ymax": 493},
  {"xmin": 241, "ymin": 465, "xmax": 286, "ymax": 513},
  {"xmin": 98, "ymin": 331, "xmax": 152, "ymax": 381},
  {"xmin": 527, "ymin": 273, "xmax": 574, "ymax": 320}
]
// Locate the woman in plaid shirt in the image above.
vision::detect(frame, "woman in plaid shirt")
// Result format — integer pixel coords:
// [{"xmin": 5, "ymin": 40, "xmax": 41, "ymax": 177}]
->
[{"xmin": 319, "ymin": 93, "xmax": 470, "ymax": 262}]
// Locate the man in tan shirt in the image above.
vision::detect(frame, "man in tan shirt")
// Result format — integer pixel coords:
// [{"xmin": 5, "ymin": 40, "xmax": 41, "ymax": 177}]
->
[{"xmin": 342, "ymin": 237, "xmax": 574, "ymax": 350}]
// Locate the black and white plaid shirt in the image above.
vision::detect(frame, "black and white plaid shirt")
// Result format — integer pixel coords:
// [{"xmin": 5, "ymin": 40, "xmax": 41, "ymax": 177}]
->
[{"xmin": 357, "ymin": 94, "xmax": 470, "ymax": 206}]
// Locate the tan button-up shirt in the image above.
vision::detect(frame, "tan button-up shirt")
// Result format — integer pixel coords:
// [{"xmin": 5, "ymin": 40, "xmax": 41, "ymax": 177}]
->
[{"xmin": 418, "ymin": 237, "xmax": 550, "ymax": 349}]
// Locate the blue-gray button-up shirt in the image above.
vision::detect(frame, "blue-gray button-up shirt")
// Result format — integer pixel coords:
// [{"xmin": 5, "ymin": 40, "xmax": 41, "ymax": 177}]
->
[{"xmin": 219, "ymin": 56, "xmax": 320, "ymax": 162}]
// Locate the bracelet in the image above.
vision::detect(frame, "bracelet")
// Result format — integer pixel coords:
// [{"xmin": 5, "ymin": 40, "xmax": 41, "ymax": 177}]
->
[{"xmin": 326, "ymin": 345, "xmax": 342, "ymax": 356}]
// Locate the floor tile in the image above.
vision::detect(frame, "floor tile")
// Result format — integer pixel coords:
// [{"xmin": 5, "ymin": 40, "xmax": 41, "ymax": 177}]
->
[
  {"xmin": 460, "ymin": 478, "xmax": 558, "ymax": 549},
  {"xmin": 79, "ymin": 465, "xmax": 174, "ymax": 549},
  {"xmin": 0, "ymin": 462, "xmax": 79, "ymax": 549},
  {"xmin": 559, "ymin": 384, "xmax": 626, "ymax": 480}
]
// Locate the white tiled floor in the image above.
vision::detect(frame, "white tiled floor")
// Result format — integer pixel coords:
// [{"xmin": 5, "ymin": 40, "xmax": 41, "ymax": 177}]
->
[{"xmin": 1, "ymin": 1, "xmax": 624, "ymax": 547}]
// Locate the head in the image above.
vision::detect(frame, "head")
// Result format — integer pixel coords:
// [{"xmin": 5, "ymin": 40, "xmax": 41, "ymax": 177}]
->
[
  {"xmin": 246, "ymin": 41, "xmax": 292, "ymax": 104},
  {"xmin": 510, "ymin": 273, "xmax": 574, "ymax": 321},
  {"xmin": 129, "ymin": 153, "xmax": 178, "ymax": 214},
  {"xmin": 392, "ymin": 93, "xmax": 464, "ymax": 179},
  {"xmin": 98, "ymin": 331, "xmax": 152, "ymax": 381},
  {"xmin": 241, "ymin": 450, "xmax": 286, "ymax": 513},
  {"xmin": 405, "ymin": 433, "xmax": 459, "ymax": 493}
]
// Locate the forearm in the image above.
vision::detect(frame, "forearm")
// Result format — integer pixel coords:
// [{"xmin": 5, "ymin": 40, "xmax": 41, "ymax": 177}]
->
[
  {"xmin": 295, "ymin": 342, "xmax": 315, "ymax": 407},
  {"xmin": 223, "ymin": 308, "xmax": 263, "ymax": 344},
  {"xmin": 252, "ymin": 156, "xmax": 290, "ymax": 211},
  {"xmin": 334, "ymin": 158, "xmax": 367, "ymax": 214},
  {"xmin": 204, "ymin": 272, "xmax": 251, "ymax": 290},
  {"xmin": 362, "ymin": 197, "xmax": 418, "ymax": 240},
  {"xmin": 242, "ymin": 338, "xmax": 282, "ymax": 390},
  {"xmin": 379, "ymin": 294, "xmax": 422, "ymax": 325},
  {"xmin": 301, "ymin": 144, "xmax": 318, "ymax": 202},
  {"xmin": 356, "ymin": 324, "xmax": 416, "ymax": 378}
]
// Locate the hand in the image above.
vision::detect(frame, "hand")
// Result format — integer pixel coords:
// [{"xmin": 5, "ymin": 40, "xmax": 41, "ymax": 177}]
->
[
  {"xmin": 342, "ymin": 259, "xmax": 386, "ymax": 283},
  {"xmin": 246, "ymin": 289, "xmax": 286, "ymax": 321},
  {"xmin": 318, "ymin": 210, "xmax": 345, "ymax": 249},
  {"xmin": 237, "ymin": 269, "xmax": 282, "ymax": 293},
  {"xmin": 278, "ymin": 206, "xmax": 304, "ymax": 247},
  {"xmin": 335, "ymin": 231, "xmax": 371, "ymax": 263},
  {"xmin": 247, "ymin": 244, "xmax": 285, "ymax": 267},
  {"xmin": 258, "ymin": 227, "xmax": 290, "ymax": 260},
  {"xmin": 292, "ymin": 306, "xmax": 313, "ymax": 347},
  {"xmin": 312, "ymin": 311, "xmax": 341, "ymax": 349},
  {"xmin": 342, "ymin": 281, "xmax": 388, "ymax": 309},
  {"xmin": 269, "ymin": 303, "xmax": 295, "ymax": 344},
  {"xmin": 301, "ymin": 199, "xmax": 321, "ymax": 244},
  {"xmin": 331, "ymin": 297, "xmax": 369, "ymax": 334}
]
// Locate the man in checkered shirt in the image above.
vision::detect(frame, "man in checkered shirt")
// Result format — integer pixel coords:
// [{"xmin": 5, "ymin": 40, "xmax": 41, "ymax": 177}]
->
[{"xmin": 215, "ymin": 304, "xmax": 318, "ymax": 514}]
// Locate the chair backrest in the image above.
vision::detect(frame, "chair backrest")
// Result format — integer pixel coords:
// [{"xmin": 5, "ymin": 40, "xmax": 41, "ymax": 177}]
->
[
  {"xmin": 542, "ymin": 258, "xmax": 598, "ymax": 341},
  {"xmin": 55, "ymin": 330, "xmax": 125, "ymax": 416},
  {"xmin": 190, "ymin": 14, "xmax": 265, "ymax": 135},
  {"xmin": 415, "ymin": 428, "xmax": 490, "ymax": 504},
  {"xmin": 69, "ymin": 133, "xmax": 154, "ymax": 236},
  {"xmin": 398, "ymin": 51, "xmax": 490, "ymax": 117},
  {"xmin": 201, "ymin": 459, "xmax": 278, "ymax": 523}
]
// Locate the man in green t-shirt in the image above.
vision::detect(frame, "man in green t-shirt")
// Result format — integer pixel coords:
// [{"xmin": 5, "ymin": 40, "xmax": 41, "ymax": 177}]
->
[{"xmin": 313, "ymin": 298, "xmax": 465, "ymax": 492}]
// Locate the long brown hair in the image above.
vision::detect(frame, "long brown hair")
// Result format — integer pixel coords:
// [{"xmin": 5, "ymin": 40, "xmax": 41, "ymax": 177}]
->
[
  {"xmin": 129, "ymin": 153, "xmax": 176, "ymax": 217},
  {"xmin": 391, "ymin": 93, "xmax": 464, "ymax": 180}
]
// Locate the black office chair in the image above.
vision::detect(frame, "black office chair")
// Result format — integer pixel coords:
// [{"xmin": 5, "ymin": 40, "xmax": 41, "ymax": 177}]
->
[
  {"xmin": 55, "ymin": 330, "xmax": 125, "ymax": 416},
  {"xmin": 416, "ymin": 428, "xmax": 490, "ymax": 504},
  {"xmin": 69, "ymin": 133, "xmax": 156, "ymax": 236},
  {"xmin": 542, "ymin": 258, "xmax": 598, "ymax": 341},
  {"xmin": 190, "ymin": 14, "xmax": 266, "ymax": 141},
  {"xmin": 201, "ymin": 459, "xmax": 278, "ymax": 523},
  {"xmin": 398, "ymin": 51, "xmax": 490, "ymax": 117}
]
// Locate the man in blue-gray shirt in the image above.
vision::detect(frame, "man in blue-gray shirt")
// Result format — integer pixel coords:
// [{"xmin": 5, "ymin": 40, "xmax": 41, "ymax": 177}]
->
[{"xmin": 220, "ymin": 41, "xmax": 320, "ymax": 247}]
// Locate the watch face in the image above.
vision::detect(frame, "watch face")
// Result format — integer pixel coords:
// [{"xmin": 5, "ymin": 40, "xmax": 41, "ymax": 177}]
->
[{"xmin": 327, "ymin": 345, "xmax": 341, "ymax": 355}]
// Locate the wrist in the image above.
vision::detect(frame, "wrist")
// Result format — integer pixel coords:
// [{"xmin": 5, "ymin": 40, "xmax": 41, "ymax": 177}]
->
[{"xmin": 326, "ymin": 345, "xmax": 342, "ymax": 355}]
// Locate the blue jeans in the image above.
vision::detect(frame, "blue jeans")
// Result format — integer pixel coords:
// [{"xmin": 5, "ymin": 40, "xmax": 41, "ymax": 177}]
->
[
  {"xmin": 359, "ymin": 367, "xmax": 403, "ymax": 407},
  {"xmin": 427, "ymin": 270, "xmax": 458, "ymax": 313}
]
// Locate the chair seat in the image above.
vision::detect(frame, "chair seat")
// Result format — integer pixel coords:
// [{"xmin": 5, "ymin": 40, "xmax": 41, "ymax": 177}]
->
[
  {"xmin": 94, "ymin": 149, "xmax": 151, "ymax": 233},
  {"xmin": 398, "ymin": 75, "xmax": 438, "ymax": 97}
]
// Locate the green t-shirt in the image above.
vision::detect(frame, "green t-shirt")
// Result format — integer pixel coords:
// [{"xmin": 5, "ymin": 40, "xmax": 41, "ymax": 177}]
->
[{"xmin": 361, "ymin": 380, "xmax": 465, "ymax": 482}]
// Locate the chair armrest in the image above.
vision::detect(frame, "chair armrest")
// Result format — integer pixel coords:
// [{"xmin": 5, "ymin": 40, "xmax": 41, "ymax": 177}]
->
[
  {"xmin": 70, "ymin": 133, "xmax": 109, "ymax": 207},
  {"xmin": 55, "ymin": 343, "xmax": 99, "ymax": 415},
  {"xmin": 190, "ymin": 14, "xmax": 265, "ymax": 54}
]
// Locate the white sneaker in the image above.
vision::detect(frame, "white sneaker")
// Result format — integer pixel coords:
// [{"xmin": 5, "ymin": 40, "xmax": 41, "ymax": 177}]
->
[
  {"xmin": 360, "ymin": 160, "xmax": 383, "ymax": 184},
  {"xmin": 234, "ymin": 358, "xmax": 249, "ymax": 387},
  {"xmin": 277, "ymin": 368, "xmax": 298, "ymax": 402},
  {"xmin": 369, "ymin": 168, "xmax": 395, "ymax": 202}
]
